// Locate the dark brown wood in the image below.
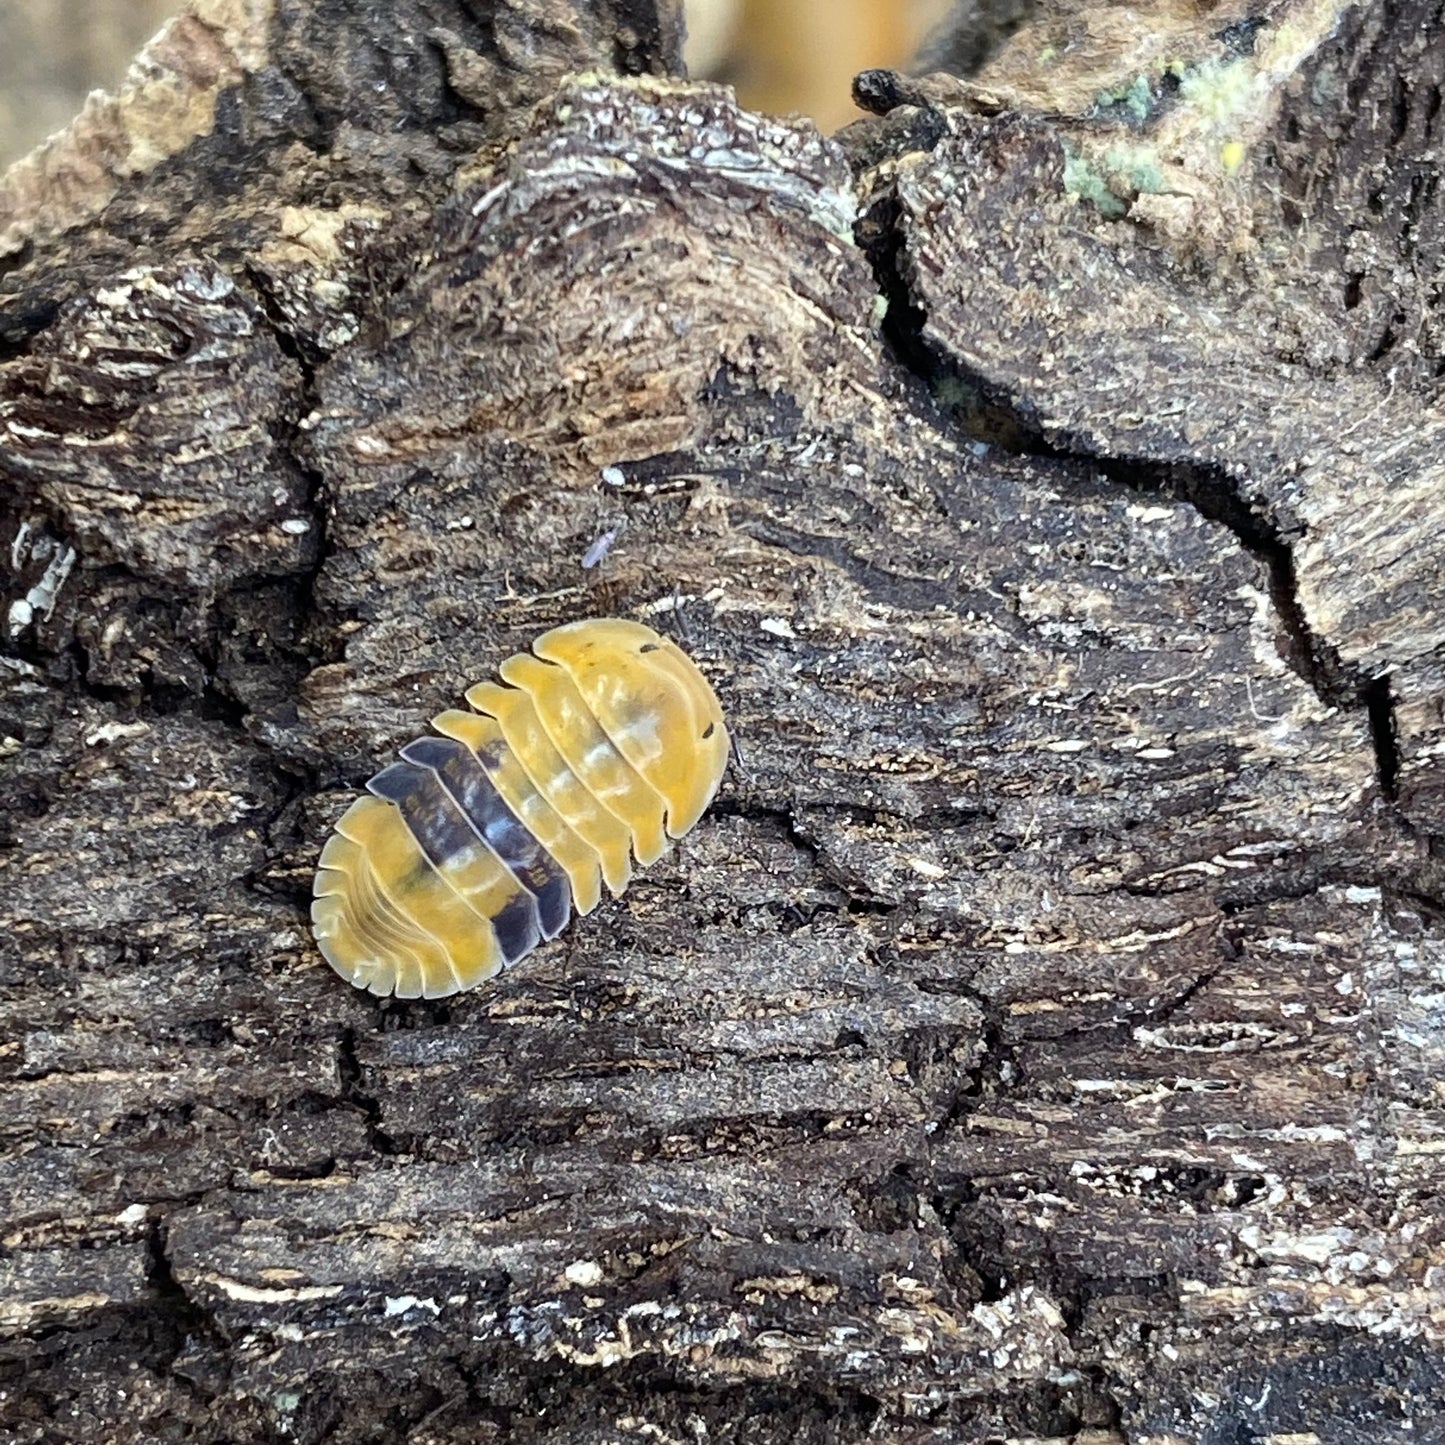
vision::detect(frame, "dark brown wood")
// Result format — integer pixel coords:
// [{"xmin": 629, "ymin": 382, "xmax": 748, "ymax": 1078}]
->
[{"xmin": 2, "ymin": 2, "xmax": 1442, "ymax": 1442}]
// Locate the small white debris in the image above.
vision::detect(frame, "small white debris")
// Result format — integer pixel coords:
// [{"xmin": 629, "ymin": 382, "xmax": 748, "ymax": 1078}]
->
[
  {"xmin": 600, "ymin": 465, "xmax": 626, "ymax": 486},
  {"xmin": 34, "ymin": 546, "xmax": 76, "ymax": 619},
  {"xmin": 640, "ymin": 593, "xmax": 696, "ymax": 616},
  {"xmin": 7, "ymin": 599, "xmax": 33, "ymax": 636},
  {"xmin": 94, "ymin": 284, "xmax": 136, "ymax": 309},
  {"xmin": 177, "ymin": 266, "xmax": 234, "ymax": 303},
  {"xmin": 85, "ymin": 721, "xmax": 150, "ymax": 747},
  {"xmin": 1343, "ymin": 885, "xmax": 1382, "ymax": 904},
  {"xmin": 383, "ymin": 1294, "xmax": 440, "ymax": 1318},
  {"xmin": 760, "ymin": 617, "xmax": 796, "ymax": 639},
  {"xmin": 564, "ymin": 1260, "xmax": 605, "ymax": 1288},
  {"xmin": 8, "ymin": 543, "xmax": 77, "ymax": 637},
  {"xmin": 1043, "ymin": 738, "xmax": 1089, "ymax": 753},
  {"xmin": 1127, "ymin": 504, "xmax": 1177, "ymax": 523},
  {"xmin": 210, "ymin": 1277, "xmax": 342, "ymax": 1304},
  {"xmin": 1335, "ymin": 972, "xmax": 1355, "ymax": 996},
  {"xmin": 907, "ymin": 856, "xmax": 947, "ymax": 880},
  {"xmin": 280, "ymin": 518, "xmax": 311, "ymax": 536},
  {"xmin": 469, "ymin": 178, "xmax": 510, "ymax": 218},
  {"xmin": 10, "ymin": 521, "xmax": 30, "ymax": 572},
  {"xmin": 1137, "ymin": 747, "xmax": 1176, "ymax": 759},
  {"xmin": 116, "ymin": 1203, "xmax": 148, "ymax": 1226}
]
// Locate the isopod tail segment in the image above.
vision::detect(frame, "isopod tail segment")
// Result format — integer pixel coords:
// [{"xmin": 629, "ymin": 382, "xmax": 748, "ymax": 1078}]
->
[{"xmin": 310, "ymin": 618, "xmax": 729, "ymax": 1000}]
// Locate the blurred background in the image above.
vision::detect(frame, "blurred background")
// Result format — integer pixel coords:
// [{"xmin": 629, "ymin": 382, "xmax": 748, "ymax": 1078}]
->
[
  {"xmin": 689, "ymin": 0, "xmax": 955, "ymax": 128},
  {"xmin": 0, "ymin": 0, "xmax": 959, "ymax": 168}
]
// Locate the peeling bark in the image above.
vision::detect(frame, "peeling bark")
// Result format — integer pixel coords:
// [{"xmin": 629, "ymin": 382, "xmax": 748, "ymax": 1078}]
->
[{"xmin": 2, "ymin": 2, "xmax": 1443, "ymax": 1443}]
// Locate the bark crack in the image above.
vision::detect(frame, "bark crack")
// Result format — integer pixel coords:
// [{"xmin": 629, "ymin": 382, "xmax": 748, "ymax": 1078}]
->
[
  {"xmin": 337, "ymin": 1025, "xmax": 403, "ymax": 1156},
  {"xmin": 855, "ymin": 173, "xmax": 1407, "ymax": 809},
  {"xmin": 144, "ymin": 1214, "xmax": 231, "ymax": 1402}
]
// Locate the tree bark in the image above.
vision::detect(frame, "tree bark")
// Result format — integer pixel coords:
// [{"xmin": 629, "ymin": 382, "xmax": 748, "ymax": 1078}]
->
[{"xmin": 2, "ymin": 1, "xmax": 1443, "ymax": 1442}]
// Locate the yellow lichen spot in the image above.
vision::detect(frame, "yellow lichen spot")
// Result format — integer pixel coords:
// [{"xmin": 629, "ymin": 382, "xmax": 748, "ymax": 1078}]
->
[{"xmin": 1221, "ymin": 140, "xmax": 1246, "ymax": 173}]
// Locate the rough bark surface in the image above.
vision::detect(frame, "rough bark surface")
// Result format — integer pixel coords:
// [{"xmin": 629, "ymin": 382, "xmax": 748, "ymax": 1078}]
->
[{"xmin": 1, "ymin": 1, "xmax": 1442, "ymax": 1443}]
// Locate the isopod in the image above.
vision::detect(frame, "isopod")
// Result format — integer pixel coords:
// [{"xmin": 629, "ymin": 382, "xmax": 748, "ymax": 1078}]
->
[{"xmin": 311, "ymin": 618, "xmax": 728, "ymax": 998}]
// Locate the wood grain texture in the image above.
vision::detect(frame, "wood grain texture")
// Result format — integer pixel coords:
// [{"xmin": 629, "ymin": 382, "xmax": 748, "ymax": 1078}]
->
[
  {"xmin": 862, "ymin": 0, "xmax": 1445, "ymax": 830},
  {"xmin": 1, "ymin": 1, "xmax": 1441, "ymax": 1442}
]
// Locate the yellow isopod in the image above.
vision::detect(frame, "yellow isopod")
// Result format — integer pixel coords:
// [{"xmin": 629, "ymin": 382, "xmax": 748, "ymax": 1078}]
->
[{"xmin": 311, "ymin": 618, "xmax": 729, "ymax": 999}]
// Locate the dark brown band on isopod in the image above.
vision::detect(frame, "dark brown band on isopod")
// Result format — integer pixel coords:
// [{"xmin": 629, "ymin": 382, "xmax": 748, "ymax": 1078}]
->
[
  {"xmin": 366, "ymin": 760, "xmax": 544, "ymax": 964},
  {"xmin": 399, "ymin": 736, "xmax": 572, "ymax": 939}
]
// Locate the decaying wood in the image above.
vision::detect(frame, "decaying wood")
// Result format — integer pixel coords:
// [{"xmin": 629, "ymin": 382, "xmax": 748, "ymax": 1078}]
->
[{"xmin": 1, "ymin": 1, "xmax": 1442, "ymax": 1442}]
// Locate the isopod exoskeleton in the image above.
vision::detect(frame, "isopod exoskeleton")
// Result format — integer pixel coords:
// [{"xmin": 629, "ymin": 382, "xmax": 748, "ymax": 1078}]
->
[{"xmin": 311, "ymin": 618, "xmax": 728, "ymax": 999}]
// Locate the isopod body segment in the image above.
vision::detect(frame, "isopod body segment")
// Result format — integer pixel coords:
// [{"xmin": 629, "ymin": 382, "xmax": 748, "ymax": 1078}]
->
[{"xmin": 311, "ymin": 618, "xmax": 729, "ymax": 999}]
